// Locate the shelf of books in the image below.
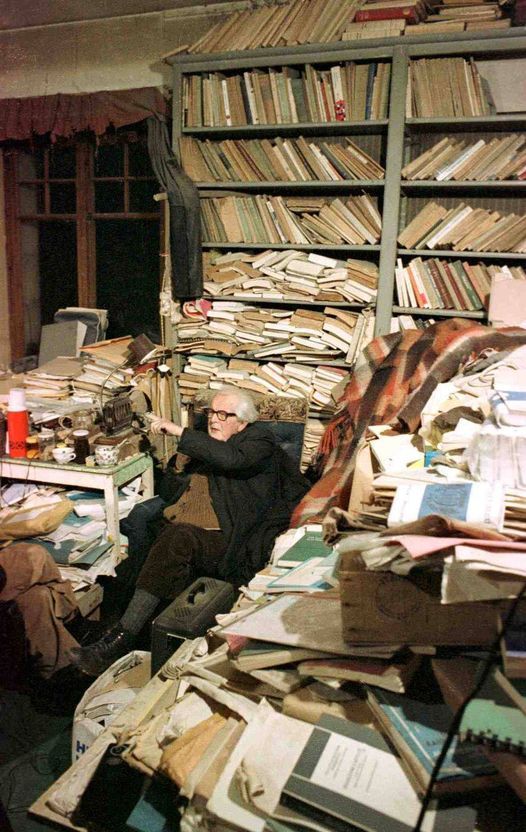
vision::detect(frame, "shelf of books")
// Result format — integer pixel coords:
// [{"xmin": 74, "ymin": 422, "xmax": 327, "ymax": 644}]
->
[
  {"xmin": 172, "ymin": 46, "xmax": 394, "ymax": 451},
  {"xmin": 394, "ymin": 48, "xmax": 526, "ymax": 329},
  {"xmin": 169, "ymin": 30, "xmax": 526, "ymax": 459}
]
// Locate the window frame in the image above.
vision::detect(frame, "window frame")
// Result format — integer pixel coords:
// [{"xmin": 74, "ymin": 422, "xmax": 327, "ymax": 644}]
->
[{"xmin": 3, "ymin": 131, "xmax": 162, "ymax": 358}]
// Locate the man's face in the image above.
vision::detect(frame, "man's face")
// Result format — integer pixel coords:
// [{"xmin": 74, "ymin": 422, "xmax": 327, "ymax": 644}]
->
[{"xmin": 207, "ymin": 393, "xmax": 248, "ymax": 441}]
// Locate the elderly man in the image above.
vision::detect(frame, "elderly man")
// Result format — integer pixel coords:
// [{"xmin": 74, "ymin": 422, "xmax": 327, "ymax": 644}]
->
[{"xmin": 71, "ymin": 386, "xmax": 310, "ymax": 675}]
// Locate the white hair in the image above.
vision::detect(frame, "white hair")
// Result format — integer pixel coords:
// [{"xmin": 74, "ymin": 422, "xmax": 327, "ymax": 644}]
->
[{"xmin": 209, "ymin": 385, "xmax": 258, "ymax": 423}]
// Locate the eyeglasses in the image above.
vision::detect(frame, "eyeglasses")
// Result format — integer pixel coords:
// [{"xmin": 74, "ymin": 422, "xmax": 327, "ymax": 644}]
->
[{"xmin": 204, "ymin": 408, "xmax": 238, "ymax": 422}]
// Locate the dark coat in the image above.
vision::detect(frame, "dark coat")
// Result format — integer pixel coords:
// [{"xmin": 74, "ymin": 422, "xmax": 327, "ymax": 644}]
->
[{"xmin": 162, "ymin": 423, "xmax": 310, "ymax": 586}]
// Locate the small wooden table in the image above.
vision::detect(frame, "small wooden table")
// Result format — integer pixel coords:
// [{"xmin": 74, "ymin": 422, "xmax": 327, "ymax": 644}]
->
[{"xmin": 0, "ymin": 453, "xmax": 154, "ymax": 557}]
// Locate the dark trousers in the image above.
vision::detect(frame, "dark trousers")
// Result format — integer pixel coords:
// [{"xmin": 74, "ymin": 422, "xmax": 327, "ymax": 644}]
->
[
  {"xmin": 109, "ymin": 496, "xmax": 167, "ymax": 613},
  {"xmin": 137, "ymin": 522, "xmax": 227, "ymax": 600}
]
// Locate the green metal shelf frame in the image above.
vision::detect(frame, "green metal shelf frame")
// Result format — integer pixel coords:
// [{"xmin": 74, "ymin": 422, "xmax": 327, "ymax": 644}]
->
[
  {"xmin": 171, "ymin": 29, "xmax": 526, "ymax": 340},
  {"xmin": 194, "ymin": 180, "xmax": 385, "ymax": 190},
  {"xmin": 398, "ymin": 249, "xmax": 526, "ymax": 260},
  {"xmin": 393, "ymin": 306, "xmax": 485, "ymax": 318},
  {"xmin": 202, "ymin": 295, "xmax": 370, "ymax": 309},
  {"xmin": 201, "ymin": 242, "xmax": 382, "ymax": 252}
]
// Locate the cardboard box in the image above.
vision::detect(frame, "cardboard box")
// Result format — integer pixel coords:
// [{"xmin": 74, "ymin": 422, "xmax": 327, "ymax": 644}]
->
[{"xmin": 339, "ymin": 552, "xmax": 501, "ymax": 646}]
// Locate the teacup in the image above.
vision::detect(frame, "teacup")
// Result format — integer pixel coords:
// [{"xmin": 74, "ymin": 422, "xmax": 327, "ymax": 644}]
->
[
  {"xmin": 52, "ymin": 446, "xmax": 76, "ymax": 464},
  {"xmin": 94, "ymin": 444, "xmax": 119, "ymax": 467}
]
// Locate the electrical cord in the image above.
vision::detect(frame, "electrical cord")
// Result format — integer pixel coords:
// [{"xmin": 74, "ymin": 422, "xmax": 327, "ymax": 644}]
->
[{"xmin": 413, "ymin": 581, "xmax": 526, "ymax": 832}]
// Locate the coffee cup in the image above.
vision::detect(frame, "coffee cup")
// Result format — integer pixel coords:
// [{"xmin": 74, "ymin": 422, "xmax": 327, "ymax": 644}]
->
[
  {"xmin": 94, "ymin": 444, "xmax": 120, "ymax": 467},
  {"xmin": 52, "ymin": 446, "xmax": 76, "ymax": 464}
]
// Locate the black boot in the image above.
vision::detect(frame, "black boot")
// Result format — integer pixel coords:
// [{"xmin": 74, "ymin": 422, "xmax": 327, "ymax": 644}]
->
[{"xmin": 69, "ymin": 622, "xmax": 136, "ymax": 676}]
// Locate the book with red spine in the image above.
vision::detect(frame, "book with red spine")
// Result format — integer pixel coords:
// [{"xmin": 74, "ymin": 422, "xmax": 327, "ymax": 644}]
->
[{"xmin": 355, "ymin": 7, "xmax": 421, "ymax": 22}]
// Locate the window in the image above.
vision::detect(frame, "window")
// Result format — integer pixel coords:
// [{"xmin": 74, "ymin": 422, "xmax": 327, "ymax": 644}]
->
[{"xmin": 3, "ymin": 124, "xmax": 162, "ymax": 357}]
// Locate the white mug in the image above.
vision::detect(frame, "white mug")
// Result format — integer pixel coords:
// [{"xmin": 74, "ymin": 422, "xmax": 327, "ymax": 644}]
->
[
  {"xmin": 94, "ymin": 444, "xmax": 119, "ymax": 466},
  {"xmin": 52, "ymin": 447, "xmax": 76, "ymax": 464}
]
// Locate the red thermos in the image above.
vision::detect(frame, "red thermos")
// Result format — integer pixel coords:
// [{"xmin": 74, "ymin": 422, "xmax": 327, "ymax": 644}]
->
[{"xmin": 7, "ymin": 388, "xmax": 29, "ymax": 458}]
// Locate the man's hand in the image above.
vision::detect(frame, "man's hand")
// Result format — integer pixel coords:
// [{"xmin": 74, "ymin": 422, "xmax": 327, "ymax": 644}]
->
[{"xmin": 149, "ymin": 417, "xmax": 183, "ymax": 438}]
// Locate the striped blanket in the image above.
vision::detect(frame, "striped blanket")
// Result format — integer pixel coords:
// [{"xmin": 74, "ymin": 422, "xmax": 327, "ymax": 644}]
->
[{"xmin": 291, "ymin": 318, "xmax": 526, "ymax": 526}]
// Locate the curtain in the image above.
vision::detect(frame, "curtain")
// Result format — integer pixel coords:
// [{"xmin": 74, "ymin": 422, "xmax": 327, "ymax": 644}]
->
[{"xmin": 0, "ymin": 88, "xmax": 167, "ymax": 142}]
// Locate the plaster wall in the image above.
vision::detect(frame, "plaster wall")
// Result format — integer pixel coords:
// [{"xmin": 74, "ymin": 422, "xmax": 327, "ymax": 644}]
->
[{"xmin": 0, "ymin": 6, "xmax": 246, "ymax": 99}]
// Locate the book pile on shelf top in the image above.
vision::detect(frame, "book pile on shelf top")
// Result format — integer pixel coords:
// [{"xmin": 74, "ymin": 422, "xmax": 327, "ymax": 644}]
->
[
  {"xmin": 398, "ymin": 202, "xmax": 526, "ymax": 252},
  {"xmin": 421, "ymin": 0, "xmax": 511, "ymax": 29},
  {"xmin": 186, "ymin": 0, "xmax": 362, "ymax": 53},
  {"xmin": 183, "ymin": 62, "xmax": 390, "ymax": 127},
  {"xmin": 201, "ymin": 194, "xmax": 382, "ymax": 247},
  {"xmin": 178, "ymin": 136, "xmax": 385, "ymax": 184},
  {"xmin": 402, "ymin": 135, "xmax": 526, "ymax": 182},
  {"xmin": 179, "ymin": 0, "xmax": 513, "ymax": 54},
  {"xmin": 203, "ymin": 250, "xmax": 378, "ymax": 304}
]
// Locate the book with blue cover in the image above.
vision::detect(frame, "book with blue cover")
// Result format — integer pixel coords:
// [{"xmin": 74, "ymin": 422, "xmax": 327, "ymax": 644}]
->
[{"xmin": 366, "ymin": 687, "xmax": 501, "ymax": 796}]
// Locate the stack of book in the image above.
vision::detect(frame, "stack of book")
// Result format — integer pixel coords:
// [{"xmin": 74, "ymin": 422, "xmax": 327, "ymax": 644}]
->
[
  {"xmin": 175, "ymin": 302, "xmax": 377, "ymax": 366},
  {"xmin": 406, "ymin": 56, "xmax": 494, "ymax": 117},
  {"xmin": 410, "ymin": 15, "xmax": 511, "ymax": 35},
  {"xmin": 398, "ymin": 202, "xmax": 526, "ymax": 253},
  {"xmin": 203, "ymin": 249, "xmax": 378, "ymax": 304},
  {"xmin": 344, "ymin": 2, "xmax": 510, "ymax": 42},
  {"xmin": 23, "ymin": 356, "xmax": 82, "ymax": 401},
  {"xmin": 187, "ymin": 0, "xmax": 363, "ymax": 54},
  {"xmin": 201, "ymin": 194, "xmax": 382, "ymax": 246},
  {"xmin": 177, "ymin": 352, "xmax": 350, "ymax": 413},
  {"xmin": 70, "ymin": 337, "xmax": 134, "ymax": 401},
  {"xmin": 394, "ymin": 257, "xmax": 525, "ymax": 311},
  {"xmin": 180, "ymin": 0, "xmax": 512, "ymax": 55},
  {"xmin": 426, "ymin": 0, "xmax": 506, "ymax": 27},
  {"xmin": 176, "ymin": 354, "xmax": 229, "ymax": 398},
  {"xmin": 183, "ymin": 61, "xmax": 391, "ymax": 127},
  {"xmin": 402, "ymin": 134, "xmax": 526, "ymax": 181},
  {"xmin": 179, "ymin": 135, "xmax": 385, "ymax": 183}
]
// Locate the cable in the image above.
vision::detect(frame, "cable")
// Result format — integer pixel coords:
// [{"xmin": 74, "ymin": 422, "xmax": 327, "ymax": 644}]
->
[{"xmin": 412, "ymin": 581, "xmax": 526, "ymax": 832}]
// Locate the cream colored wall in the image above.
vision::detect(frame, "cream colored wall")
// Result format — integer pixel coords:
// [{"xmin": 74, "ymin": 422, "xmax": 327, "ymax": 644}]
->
[{"xmin": 0, "ymin": 4, "xmax": 248, "ymax": 98}]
